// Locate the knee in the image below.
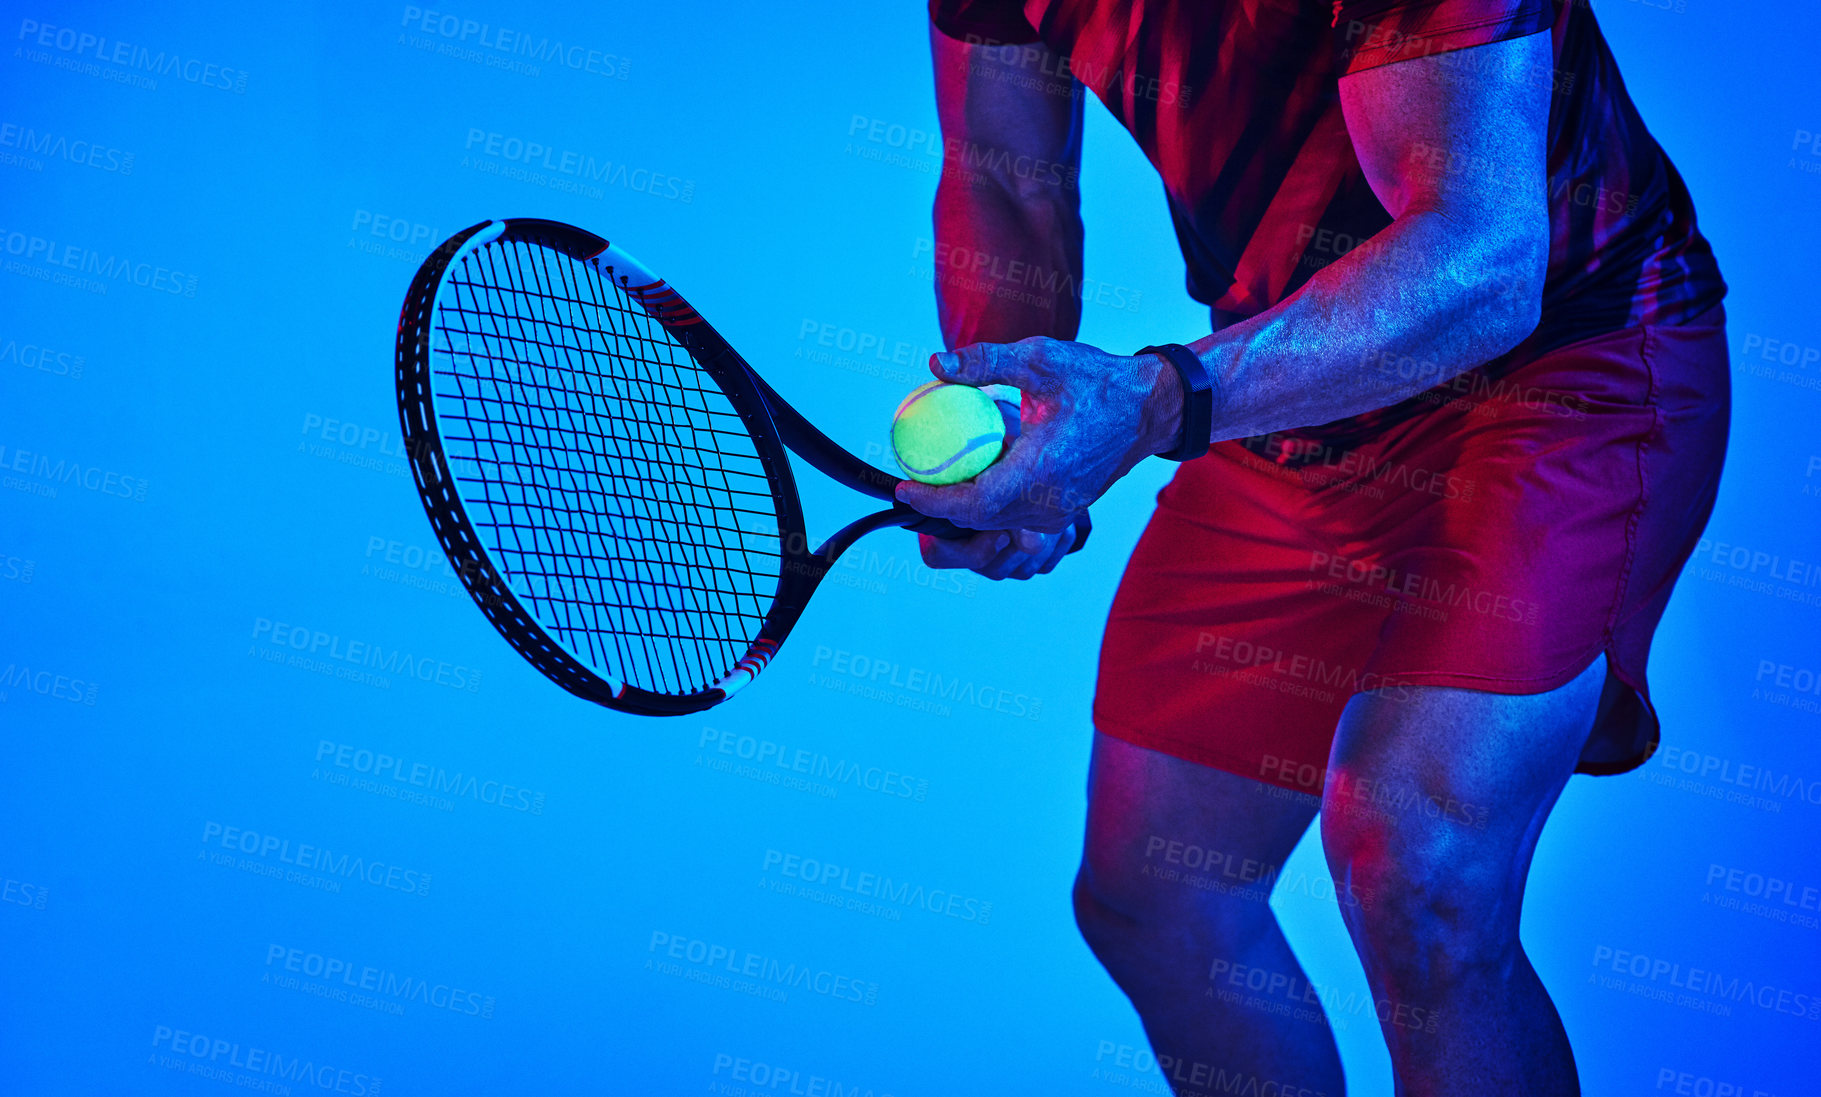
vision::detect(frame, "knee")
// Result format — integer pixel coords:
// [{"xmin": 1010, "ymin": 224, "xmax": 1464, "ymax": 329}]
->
[
  {"xmin": 1072, "ymin": 865, "xmax": 1267, "ymax": 981},
  {"xmin": 1072, "ymin": 865, "xmax": 1146, "ymax": 967},
  {"xmin": 1320, "ymin": 799, "xmax": 1518, "ymax": 982}
]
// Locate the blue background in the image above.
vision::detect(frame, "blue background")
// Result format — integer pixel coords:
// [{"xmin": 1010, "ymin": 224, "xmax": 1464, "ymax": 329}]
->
[{"xmin": 4, "ymin": 2, "xmax": 1818, "ymax": 1093}]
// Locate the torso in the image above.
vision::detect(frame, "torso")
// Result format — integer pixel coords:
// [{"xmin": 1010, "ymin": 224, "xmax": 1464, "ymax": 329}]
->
[{"xmin": 1019, "ymin": 0, "xmax": 1725, "ymax": 351}]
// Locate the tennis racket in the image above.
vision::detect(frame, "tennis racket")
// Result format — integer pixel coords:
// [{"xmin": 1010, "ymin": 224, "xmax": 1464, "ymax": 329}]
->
[{"xmin": 395, "ymin": 218, "xmax": 1089, "ymax": 716}]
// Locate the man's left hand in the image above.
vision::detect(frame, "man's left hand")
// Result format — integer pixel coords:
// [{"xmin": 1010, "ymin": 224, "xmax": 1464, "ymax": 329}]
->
[{"xmin": 894, "ymin": 337, "xmax": 1183, "ymax": 531}]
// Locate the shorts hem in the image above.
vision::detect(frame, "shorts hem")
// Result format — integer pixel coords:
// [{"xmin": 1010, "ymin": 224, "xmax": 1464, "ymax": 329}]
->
[
  {"xmin": 1092, "ymin": 717, "xmax": 1324, "ymax": 797},
  {"xmin": 1095, "ymin": 645, "xmax": 1655, "ymax": 794}
]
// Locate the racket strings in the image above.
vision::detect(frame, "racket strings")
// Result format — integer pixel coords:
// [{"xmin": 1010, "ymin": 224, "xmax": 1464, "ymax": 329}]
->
[
  {"xmin": 432, "ymin": 239, "xmax": 780, "ymax": 696},
  {"xmin": 452, "ymin": 243, "xmax": 767, "ymax": 693}
]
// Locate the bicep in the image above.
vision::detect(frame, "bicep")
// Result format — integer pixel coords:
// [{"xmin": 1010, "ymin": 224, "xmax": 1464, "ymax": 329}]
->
[
  {"xmin": 930, "ymin": 26, "xmax": 1083, "ymax": 200},
  {"xmin": 1338, "ymin": 30, "xmax": 1552, "ymax": 226}
]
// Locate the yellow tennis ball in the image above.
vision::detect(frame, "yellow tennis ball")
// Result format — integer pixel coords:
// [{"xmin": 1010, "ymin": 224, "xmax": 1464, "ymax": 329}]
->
[{"xmin": 891, "ymin": 381, "xmax": 1008, "ymax": 485}]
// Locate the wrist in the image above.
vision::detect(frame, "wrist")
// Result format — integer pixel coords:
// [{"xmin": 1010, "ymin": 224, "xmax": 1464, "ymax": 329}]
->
[
  {"xmin": 1136, "ymin": 343, "xmax": 1215, "ymax": 460},
  {"xmin": 1137, "ymin": 351, "xmax": 1185, "ymax": 458}
]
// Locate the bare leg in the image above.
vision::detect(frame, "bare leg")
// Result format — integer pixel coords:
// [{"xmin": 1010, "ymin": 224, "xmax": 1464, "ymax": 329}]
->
[
  {"xmin": 1074, "ymin": 731, "xmax": 1347, "ymax": 1096},
  {"xmin": 1320, "ymin": 654, "xmax": 1608, "ymax": 1097}
]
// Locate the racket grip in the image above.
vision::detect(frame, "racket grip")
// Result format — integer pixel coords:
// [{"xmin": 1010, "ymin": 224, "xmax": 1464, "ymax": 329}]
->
[{"xmin": 903, "ymin": 510, "xmax": 1092, "ymax": 555}]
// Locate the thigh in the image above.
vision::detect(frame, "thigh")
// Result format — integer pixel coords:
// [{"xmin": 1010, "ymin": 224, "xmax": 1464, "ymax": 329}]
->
[
  {"xmin": 1080, "ymin": 730, "xmax": 1321, "ymax": 922},
  {"xmin": 1319, "ymin": 653, "xmax": 1608, "ymax": 906}
]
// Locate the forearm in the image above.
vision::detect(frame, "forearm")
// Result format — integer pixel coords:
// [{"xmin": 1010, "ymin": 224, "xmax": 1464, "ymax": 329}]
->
[
  {"xmin": 927, "ymin": 25, "xmax": 1085, "ymax": 349},
  {"xmin": 932, "ymin": 172, "xmax": 1083, "ymax": 348},
  {"xmin": 1181, "ymin": 208, "xmax": 1545, "ymax": 443}
]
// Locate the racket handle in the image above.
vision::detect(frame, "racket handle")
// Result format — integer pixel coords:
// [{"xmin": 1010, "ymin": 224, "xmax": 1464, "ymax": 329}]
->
[{"xmin": 902, "ymin": 510, "xmax": 1092, "ymax": 555}]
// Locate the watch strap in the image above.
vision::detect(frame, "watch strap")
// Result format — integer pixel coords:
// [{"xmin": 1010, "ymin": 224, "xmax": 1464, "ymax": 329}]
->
[{"xmin": 1138, "ymin": 343, "xmax": 1214, "ymax": 462}]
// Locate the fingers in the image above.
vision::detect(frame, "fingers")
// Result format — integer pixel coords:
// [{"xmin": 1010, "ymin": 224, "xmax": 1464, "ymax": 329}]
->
[
  {"xmin": 916, "ymin": 527, "xmax": 1067, "ymax": 582},
  {"xmin": 976, "ymin": 534, "xmax": 1030, "ymax": 581},
  {"xmin": 917, "ymin": 529, "xmax": 1010, "ymax": 571},
  {"xmin": 929, "ymin": 340, "xmax": 1049, "ymax": 391},
  {"xmin": 971, "ymin": 526, "xmax": 1078, "ymax": 581},
  {"xmin": 894, "ymin": 439, "xmax": 1055, "ymax": 531},
  {"xmin": 895, "ymin": 478, "xmax": 986, "ymax": 527},
  {"xmin": 1005, "ymin": 523, "xmax": 1075, "ymax": 580}
]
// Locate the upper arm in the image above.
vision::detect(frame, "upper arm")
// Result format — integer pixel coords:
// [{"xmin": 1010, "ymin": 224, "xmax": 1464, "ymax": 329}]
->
[
  {"xmin": 1334, "ymin": 3, "xmax": 1554, "ymax": 290},
  {"xmin": 1339, "ymin": 32, "xmax": 1551, "ymax": 222},
  {"xmin": 930, "ymin": 21, "xmax": 1083, "ymax": 204}
]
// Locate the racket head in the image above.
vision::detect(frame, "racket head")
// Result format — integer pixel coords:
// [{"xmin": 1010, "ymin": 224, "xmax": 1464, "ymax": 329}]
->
[{"xmin": 395, "ymin": 218, "xmax": 814, "ymax": 715}]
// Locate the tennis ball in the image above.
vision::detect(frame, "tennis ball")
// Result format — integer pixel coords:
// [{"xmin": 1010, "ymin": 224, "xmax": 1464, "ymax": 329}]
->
[{"xmin": 891, "ymin": 381, "xmax": 1008, "ymax": 485}]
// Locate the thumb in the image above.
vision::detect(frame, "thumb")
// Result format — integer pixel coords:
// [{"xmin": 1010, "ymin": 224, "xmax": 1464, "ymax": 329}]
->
[{"xmin": 930, "ymin": 342, "xmax": 1044, "ymax": 390}]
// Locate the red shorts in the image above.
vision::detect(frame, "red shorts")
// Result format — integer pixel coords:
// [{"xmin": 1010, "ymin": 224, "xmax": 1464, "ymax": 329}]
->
[{"xmin": 1093, "ymin": 310, "xmax": 1731, "ymax": 795}]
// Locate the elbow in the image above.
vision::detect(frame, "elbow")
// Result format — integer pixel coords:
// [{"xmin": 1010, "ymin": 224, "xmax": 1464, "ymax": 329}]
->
[{"xmin": 1488, "ymin": 222, "xmax": 1549, "ymax": 352}]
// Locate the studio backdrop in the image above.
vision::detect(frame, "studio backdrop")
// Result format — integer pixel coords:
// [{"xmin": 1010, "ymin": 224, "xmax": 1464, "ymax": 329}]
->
[{"xmin": 3, "ymin": 2, "xmax": 1817, "ymax": 1094}]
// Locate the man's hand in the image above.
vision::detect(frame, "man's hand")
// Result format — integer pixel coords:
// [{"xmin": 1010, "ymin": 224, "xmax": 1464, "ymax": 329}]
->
[
  {"xmin": 917, "ymin": 526, "xmax": 1081, "ymax": 581},
  {"xmin": 894, "ymin": 338, "xmax": 1183, "ymax": 532}
]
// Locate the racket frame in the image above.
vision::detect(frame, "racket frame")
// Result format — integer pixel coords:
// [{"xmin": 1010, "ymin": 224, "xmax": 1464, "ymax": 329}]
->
[{"xmin": 397, "ymin": 218, "xmax": 1034, "ymax": 716}]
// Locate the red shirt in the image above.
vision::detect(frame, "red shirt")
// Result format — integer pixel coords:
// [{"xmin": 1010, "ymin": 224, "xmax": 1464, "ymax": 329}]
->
[{"xmin": 929, "ymin": 0, "xmax": 1726, "ymax": 451}]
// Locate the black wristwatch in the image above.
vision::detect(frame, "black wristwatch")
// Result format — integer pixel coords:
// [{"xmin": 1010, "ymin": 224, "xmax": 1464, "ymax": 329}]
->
[{"xmin": 1137, "ymin": 343, "xmax": 1216, "ymax": 462}]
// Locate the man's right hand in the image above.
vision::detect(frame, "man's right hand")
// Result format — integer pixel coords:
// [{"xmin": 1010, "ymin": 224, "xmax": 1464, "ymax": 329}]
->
[{"xmin": 917, "ymin": 524, "xmax": 1082, "ymax": 581}]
